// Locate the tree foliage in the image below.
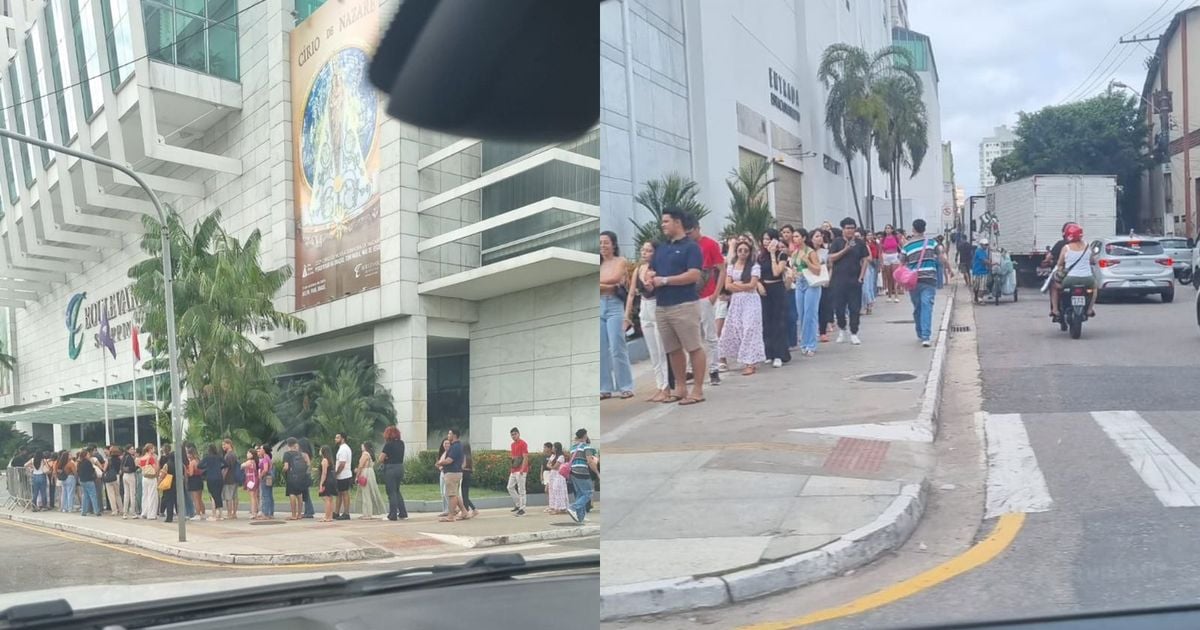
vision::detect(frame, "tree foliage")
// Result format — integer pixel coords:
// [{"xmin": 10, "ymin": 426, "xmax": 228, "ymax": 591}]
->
[
  {"xmin": 721, "ymin": 157, "xmax": 777, "ymax": 240},
  {"xmin": 275, "ymin": 357, "xmax": 397, "ymax": 448},
  {"xmin": 630, "ymin": 174, "xmax": 710, "ymax": 249},
  {"xmin": 989, "ymin": 92, "xmax": 1150, "ymax": 225},
  {"xmin": 128, "ymin": 208, "xmax": 306, "ymax": 449},
  {"xmin": 871, "ymin": 73, "xmax": 928, "ymax": 227}
]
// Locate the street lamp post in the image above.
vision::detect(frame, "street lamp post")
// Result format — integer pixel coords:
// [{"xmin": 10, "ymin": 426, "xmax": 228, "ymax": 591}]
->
[{"xmin": 0, "ymin": 128, "xmax": 189, "ymax": 542}]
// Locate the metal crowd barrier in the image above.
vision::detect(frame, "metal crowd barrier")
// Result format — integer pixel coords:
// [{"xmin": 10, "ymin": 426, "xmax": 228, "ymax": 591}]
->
[{"xmin": 4, "ymin": 466, "xmax": 32, "ymax": 511}]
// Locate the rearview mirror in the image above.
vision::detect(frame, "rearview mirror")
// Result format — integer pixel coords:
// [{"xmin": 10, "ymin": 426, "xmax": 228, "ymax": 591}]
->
[{"xmin": 369, "ymin": 0, "xmax": 599, "ymax": 141}]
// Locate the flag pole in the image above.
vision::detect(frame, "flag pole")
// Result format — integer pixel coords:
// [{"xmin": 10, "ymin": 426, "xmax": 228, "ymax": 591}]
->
[
  {"xmin": 132, "ymin": 363, "xmax": 140, "ymax": 451},
  {"xmin": 102, "ymin": 346, "xmax": 111, "ymax": 445},
  {"xmin": 153, "ymin": 352, "xmax": 161, "ymax": 452}
]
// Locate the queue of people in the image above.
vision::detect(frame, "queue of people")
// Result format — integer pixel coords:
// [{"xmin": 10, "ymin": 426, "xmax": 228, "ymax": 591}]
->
[{"xmin": 600, "ymin": 210, "xmax": 955, "ymax": 401}]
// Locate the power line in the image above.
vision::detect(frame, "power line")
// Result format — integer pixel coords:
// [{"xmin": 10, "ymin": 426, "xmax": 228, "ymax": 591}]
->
[
  {"xmin": 1059, "ymin": 41, "xmax": 1121, "ymax": 104},
  {"xmin": 1074, "ymin": 44, "xmax": 1140, "ymax": 100},
  {"xmin": 1, "ymin": 0, "xmax": 267, "ymax": 115},
  {"xmin": 1123, "ymin": 0, "xmax": 1184, "ymax": 38}
]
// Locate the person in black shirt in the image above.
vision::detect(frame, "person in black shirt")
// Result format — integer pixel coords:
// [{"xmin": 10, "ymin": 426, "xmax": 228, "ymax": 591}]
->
[
  {"xmin": 120, "ymin": 445, "xmax": 138, "ymax": 518},
  {"xmin": 8, "ymin": 447, "xmax": 28, "ymax": 468},
  {"xmin": 77, "ymin": 448, "xmax": 101, "ymax": 516},
  {"xmin": 161, "ymin": 454, "xmax": 179, "ymax": 523},
  {"xmin": 297, "ymin": 437, "xmax": 315, "ymax": 518},
  {"xmin": 757, "ymin": 229, "xmax": 792, "ymax": 366},
  {"xmin": 378, "ymin": 426, "xmax": 408, "ymax": 520},
  {"xmin": 828, "ymin": 217, "xmax": 870, "ymax": 344}
]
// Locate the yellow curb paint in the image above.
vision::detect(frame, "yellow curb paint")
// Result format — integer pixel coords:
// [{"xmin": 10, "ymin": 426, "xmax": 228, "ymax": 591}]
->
[
  {"xmin": 738, "ymin": 512, "xmax": 1025, "ymax": 630},
  {"xmin": 0, "ymin": 518, "xmax": 358, "ymax": 570}
]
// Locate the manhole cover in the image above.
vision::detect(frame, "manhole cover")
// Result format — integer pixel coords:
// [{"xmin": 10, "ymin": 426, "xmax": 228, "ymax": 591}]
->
[
  {"xmin": 887, "ymin": 319, "xmax": 915, "ymax": 324},
  {"xmin": 951, "ymin": 325, "xmax": 971, "ymax": 332},
  {"xmin": 858, "ymin": 372, "xmax": 917, "ymax": 383}
]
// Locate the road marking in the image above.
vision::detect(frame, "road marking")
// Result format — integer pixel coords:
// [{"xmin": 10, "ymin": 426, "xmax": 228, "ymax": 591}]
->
[
  {"xmin": 1091, "ymin": 410, "xmax": 1200, "ymax": 507},
  {"xmin": 984, "ymin": 413, "xmax": 1053, "ymax": 518},
  {"xmin": 738, "ymin": 512, "xmax": 1025, "ymax": 630},
  {"xmin": 789, "ymin": 419, "xmax": 933, "ymax": 442}
]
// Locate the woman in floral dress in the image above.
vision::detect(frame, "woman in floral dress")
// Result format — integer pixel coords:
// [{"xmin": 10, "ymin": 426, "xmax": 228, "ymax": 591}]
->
[
  {"xmin": 546, "ymin": 442, "xmax": 569, "ymax": 514},
  {"xmin": 718, "ymin": 241, "xmax": 766, "ymax": 375}
]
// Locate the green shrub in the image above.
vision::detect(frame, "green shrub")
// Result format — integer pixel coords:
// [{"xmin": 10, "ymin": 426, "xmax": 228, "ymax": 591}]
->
[{"xmin": 402, "ymin": 449, "xmax": 547, "ymax": 494}]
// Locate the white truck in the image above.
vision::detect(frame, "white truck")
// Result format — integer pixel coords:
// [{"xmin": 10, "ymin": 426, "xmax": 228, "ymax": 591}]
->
[{"xmin": 985, "ymin": 175, "xmax": 1119, "ymax": 286}]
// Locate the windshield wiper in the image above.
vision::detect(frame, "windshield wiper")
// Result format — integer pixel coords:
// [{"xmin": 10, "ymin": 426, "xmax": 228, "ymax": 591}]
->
[{"xmin": 0, "ymin": 553, "xmax": 599, "ymax": 629}]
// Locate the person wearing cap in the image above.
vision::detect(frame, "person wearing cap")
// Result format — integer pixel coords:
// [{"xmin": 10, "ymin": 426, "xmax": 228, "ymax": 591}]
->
[
  {"xmin": 565, "ymin": 428, "xmax": 599, "ymax": 524},
  {"xmin": 971, "ymin": 238, "xmax": 992, "ymax": 303},
  {"xmin": 1045, "ymin": 223, "xmax": 1078, "ymax": 319},
  {"xmin": 1051, "ymin": 224, "xmax": 1096, "ymax": 320}
]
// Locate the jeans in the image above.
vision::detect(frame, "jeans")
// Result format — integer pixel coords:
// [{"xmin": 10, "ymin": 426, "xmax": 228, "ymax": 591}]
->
[
  {"xmin": 785, "ymin": 288, "xmax": 799, "ymax": 348},
  {"xmin": 439, "ymin": 472, "xmax": 448, "ymax": 514},
  {"xmin": 260, "ymin": 479, "xmax": 275, "ymax": 517},
  {"xmin": 31, "ymin": 474, "xmax": 47, "ymax": 508},
  {"xmin": 303, "ymin": 487, "xmax": 314, "ymax": 517},
  {"xmin": 384, "ymin": 464, "xmax": 408, "ymax": 518},
  {"xmin": 832, "ymin": 281, "xmax": 863, "ymax": 334},
  {"xmin": 640, "ymin": 298, "xmax": 669, "ymax": 389},
  {"xmin": 862, "ymin": 265, "xmax": 878, "ymax": 305},
  {"xmin": 599, "ymin": 295, "xmax": 634, "ymax": 394},
  {"xmin": 570, "ymin": 476, "xmax": 594, "ymax": 522},
  {"xmin": 507, "ymin": 472, "xmax": 527, "ymax": 510},
  {"xmin": 61, "ymin": 475, "xmax": 77, "ymax": 512},
  {"xmin": 910, "ymin": 282, "xmax": 937, "ymax": 341},
  {"xmin": 796, "ymin": 281, "xmax": 822, "ymax": 353},
  {"xmin": 462, "ymin": 470, "xmax": 477, "ymax": 511},
  {"xmin": 80, "ymin": 480, "xmax": 101, "ymax": 515}
]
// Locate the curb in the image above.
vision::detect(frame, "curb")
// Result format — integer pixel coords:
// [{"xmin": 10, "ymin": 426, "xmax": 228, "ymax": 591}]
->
[
  {"xmin": 0, "ymin": 511, "xmax": 598, "ymax": 565},
  {"xmin": 600, "ymin": 290, "xmax": 956, "ymax": 621}
]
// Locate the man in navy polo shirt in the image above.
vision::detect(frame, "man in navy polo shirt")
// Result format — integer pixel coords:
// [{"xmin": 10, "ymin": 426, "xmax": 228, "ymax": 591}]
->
[{"xmin": 646, "ymin": 207, "xmax": 707, "ymax": 405}]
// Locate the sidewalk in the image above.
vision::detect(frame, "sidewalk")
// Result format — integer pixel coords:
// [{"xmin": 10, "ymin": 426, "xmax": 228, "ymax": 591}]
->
[
  {"xmin": 599, "ymin": 286, "xmax": 958, "ymax": 620},
  {"xmin": 0, "ymin": 505, "xmax": 599, "ymax": 565}
]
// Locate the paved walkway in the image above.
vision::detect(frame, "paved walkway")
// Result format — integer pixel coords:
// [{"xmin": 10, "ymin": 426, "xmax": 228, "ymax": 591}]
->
[
  {"xmin": 599, "ymin": 285, "xmax": 958, "ymax": 619},
  {"xmin": 0, "ymin": 505, "xmax": 599, "ymax": 565}
]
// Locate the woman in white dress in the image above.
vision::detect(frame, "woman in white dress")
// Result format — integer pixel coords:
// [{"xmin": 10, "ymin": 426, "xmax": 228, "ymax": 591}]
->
[
  {"xmin": 545, "ymin": 442, "xmax": 569, "ymax": 514},
  {"xmin": 353, "ymin": 442, "xmax": 386, "ymax": 519}
]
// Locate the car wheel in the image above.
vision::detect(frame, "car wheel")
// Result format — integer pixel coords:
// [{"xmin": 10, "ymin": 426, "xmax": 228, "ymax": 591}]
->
[{"xmin": 1164, "ymin": 289, "xmax": 1175, "ymax": 303}]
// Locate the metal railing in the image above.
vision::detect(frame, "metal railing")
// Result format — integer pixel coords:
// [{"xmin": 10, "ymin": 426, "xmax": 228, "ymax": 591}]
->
[{"xmin": 3, "ymin": 466, "xmax": 32, "ymax": 511}]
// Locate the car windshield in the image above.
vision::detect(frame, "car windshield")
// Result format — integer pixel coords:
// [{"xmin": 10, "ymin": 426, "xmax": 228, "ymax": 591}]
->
[{"xmin": 1105, "ymin": 241, "xmax": 1165, "ymax": 256}]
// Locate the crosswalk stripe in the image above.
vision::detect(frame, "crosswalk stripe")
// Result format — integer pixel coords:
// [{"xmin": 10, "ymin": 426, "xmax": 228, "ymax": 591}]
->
[
  {"xmin": 983, "ymin": 412, "xmax": 1054, "ymax": 519},
  {"xmin": 1090, "ymin": 410, "xmax": 1200, "ymax": 507}
]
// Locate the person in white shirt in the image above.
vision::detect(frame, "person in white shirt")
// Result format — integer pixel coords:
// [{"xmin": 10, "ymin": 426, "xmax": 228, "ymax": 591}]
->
[{"xmin": 334, "ymin": 432, "xmax": 354, "ymax": 521}]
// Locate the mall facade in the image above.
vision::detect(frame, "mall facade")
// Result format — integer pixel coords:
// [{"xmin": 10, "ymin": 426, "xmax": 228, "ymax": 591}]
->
[{"xmin": 0, "ymin": 0, "xmax": 599, "ymax": 453}]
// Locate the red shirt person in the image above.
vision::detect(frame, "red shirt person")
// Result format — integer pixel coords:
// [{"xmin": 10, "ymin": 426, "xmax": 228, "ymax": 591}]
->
[
  {"xmin": 688, "ymin": 221, "xmax": 725, "ymax": 386},
  {"xmin": 506, "ymin": 427, "xmax": 530, "ymax": 515}
]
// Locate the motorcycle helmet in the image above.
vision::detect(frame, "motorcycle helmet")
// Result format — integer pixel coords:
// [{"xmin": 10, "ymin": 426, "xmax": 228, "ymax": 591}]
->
[
  {"xmin": 1065, "ymin": 224, "xmax": 1083, "ymax": 242},
  {"xmin": 1062, "ymin": 222, "xmax": 1079, "ymax": 237}
]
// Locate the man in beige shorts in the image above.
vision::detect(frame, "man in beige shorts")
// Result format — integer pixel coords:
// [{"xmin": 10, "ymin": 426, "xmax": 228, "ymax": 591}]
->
[
  {"xmin": 437, "ymin": 429, "xmax": 469, "ymax": 521},
  {"xmin": 645, "ymin": 208, "xmax": 707, "ymax": 405}
]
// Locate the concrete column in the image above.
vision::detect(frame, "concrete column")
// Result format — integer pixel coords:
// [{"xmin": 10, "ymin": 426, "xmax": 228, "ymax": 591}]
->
[{"xmin": 374, "ymin": 315, "xmax": 427, "ymax": 457}]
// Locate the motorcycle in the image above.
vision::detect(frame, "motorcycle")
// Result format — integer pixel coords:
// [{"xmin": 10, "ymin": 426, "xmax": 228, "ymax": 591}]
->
[
  {"xmin": 1058, "ymin": 285, "xmax": 1091, "ymax": 339},
  {"xmin": 1175, "ymin": 264, "xmax": 1192, "ymax": 286}
]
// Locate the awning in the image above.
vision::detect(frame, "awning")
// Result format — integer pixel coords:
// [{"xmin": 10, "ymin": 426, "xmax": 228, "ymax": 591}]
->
[
  {"xmin": 417, "ymin": 246, "xmax": 596, "ymax": 301},
  {"xmin": 0, "ymin": 398, "xmax": 160, "ymax": 425}
]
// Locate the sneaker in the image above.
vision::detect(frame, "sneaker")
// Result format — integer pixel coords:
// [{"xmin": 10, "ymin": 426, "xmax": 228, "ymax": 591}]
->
[
  {"xmin": 510, "ymin": 506, "xmax": 520, "ymax": 513},
  {"xmin": 717, "ymin": 362, "xmax": 728, "ymax": 372},
  {"xmin": 836, "ymin": 330, "xmax": 846, "ymax": 343},
  {"xmin": 709, "ymin": 371, "xmax": 721, "ymax": 386},
  {"xmin": 922, "ymin": 339, "xmax": 932, "ymax": 347},
  {"xmin": 515, "ymin": 508, "xmax": 526, "ymax": 516},
  {"xmin": 772, "ymin": 358, "xmax": 782, "ymax": 368},
  {"xmin": 850, "ymin": 334, "xmax": 861, "ymax": 345},
  {"xmin": 565, "ymin": 507, "xmax": 579, "ymax": 523}
]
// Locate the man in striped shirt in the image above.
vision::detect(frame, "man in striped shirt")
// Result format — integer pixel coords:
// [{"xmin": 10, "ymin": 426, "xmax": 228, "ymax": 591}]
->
[{"xmin": 901, "ymin": 219, "xmax": 953, "ymax": 347}]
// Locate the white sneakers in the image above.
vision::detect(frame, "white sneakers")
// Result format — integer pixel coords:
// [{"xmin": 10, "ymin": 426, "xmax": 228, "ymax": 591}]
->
[
  {"xmin": 836, "ymin": 330, "xmax": 846, "ymax": 343},
  {"xmin": 772, "ymin": 358, "xmax": 783, "ymax": 368},
  {"xmin": 850, "ymin": 334, "xmax": 862, "ymax": 345},
  {"xmin": 921, "ymin": 340, "xmax": 932, "ymax": 347},
  {"xmin": 837, "ymin": 330, "xmax": 862, "ymax": 345}
]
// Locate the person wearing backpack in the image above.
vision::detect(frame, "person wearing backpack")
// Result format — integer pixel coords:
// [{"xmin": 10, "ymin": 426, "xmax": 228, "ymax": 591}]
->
[
  {"xmin": 900, "ymin": 219, "xmax": 953, "ymax": 348},
  {"xmin": 282, "ymin": 438, "xmax": 310, "ymax": 520}
]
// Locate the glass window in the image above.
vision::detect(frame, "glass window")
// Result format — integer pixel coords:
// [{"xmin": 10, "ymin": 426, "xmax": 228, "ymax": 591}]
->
[
  {"xmin": 0, "ymin": 89, "xmax": 18, "ymax": 203},
  {"xmin": 143, "ymin": 0, "xmax": 239, "ymax": 80},
  {"xmin": 8, "ymin": 65, "xmax": 34, "ymax": 187},
  {"xmin": 100, "ymin": 0, "xmax": 135, "ymax": 89},
  {"xmin": 295, "ymin": 0, "xmax": 327, "ymax": 22},
  {"xmin": 24, "ymin": 33, "xmax": 52, "ymax": 166},
  {"xmin": 69, "ymin": 0, "xmax": 105, "ymax": 118},
  {"xmin": 45, "ymin": 0, "xmax": 78, "ymax": 142}
]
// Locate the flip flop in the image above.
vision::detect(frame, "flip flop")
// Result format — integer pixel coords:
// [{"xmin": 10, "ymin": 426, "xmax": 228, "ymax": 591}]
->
[
  {"xmin": 619, "ymin": 391, "xmax": 634, "ymax": 399},
  {"xmin": 661, "ymin": 395, "xmax": 683, "ymax": 403},
  {"xmin": 678, "ymin": 396, "xmax": 706, "ymax": 406},
  {"xmin": 600, "ymin": 393, "xmax": 612, "ymax": 400}
]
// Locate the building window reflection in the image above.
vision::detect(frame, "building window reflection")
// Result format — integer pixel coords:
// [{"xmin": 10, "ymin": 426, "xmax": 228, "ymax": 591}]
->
[{"xmin": 140, "ymin": 0, "xmax": 239, "ymax": 81}]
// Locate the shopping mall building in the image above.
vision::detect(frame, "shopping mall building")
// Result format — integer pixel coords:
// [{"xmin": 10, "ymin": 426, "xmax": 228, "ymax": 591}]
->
[{"xmin": 0, "ymin": 0, "xmax": 599, "ymax": 453}]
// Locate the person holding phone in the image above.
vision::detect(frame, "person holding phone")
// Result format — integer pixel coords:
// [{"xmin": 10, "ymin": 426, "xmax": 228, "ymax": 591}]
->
[{"xmin": 757, "ymin": 229, "xmax": 791, "ymax": 367}]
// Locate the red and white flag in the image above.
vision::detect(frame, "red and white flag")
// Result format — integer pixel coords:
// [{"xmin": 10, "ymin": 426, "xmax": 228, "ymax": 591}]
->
[{"xmin": 132, "ymin": 325, "xmax": 141, "ymax": 363}]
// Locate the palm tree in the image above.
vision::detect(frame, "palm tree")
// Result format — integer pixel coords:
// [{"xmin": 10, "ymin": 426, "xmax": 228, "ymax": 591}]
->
[
  {"xmin": 721, "ymin": 158, "xmax": 777, "ymax": 239},
  {"xmin": 872, "ymin": 73, "xmax": 928, "ymax": 228},
  {"xmin": 818, "ymin": 44, "xmax": 921, "ymax": 230},
  {"xmin": 630, "ymin": 173, "xmax": 710, "ymax": 249},
  {"xmin": 128, "ymin": 208, "xmax": 306, "ymax": 446},
  {"xmin": 285, "ymin": 357, "xmax": 397, "ymax": 447}
]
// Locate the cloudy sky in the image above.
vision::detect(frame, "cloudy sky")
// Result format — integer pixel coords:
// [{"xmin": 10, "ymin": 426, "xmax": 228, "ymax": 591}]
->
[{"xmin": 910, "ymin": 0, "xmax": 1178, "ymax": 197}]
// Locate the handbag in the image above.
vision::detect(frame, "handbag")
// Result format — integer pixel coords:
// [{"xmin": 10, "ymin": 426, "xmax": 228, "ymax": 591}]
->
[
  {"xmin": 894, "ymin": 240, "xmax": 930, "ymax": 290},
  {"xmin": 357, "ymin": 475, "xmax": 368, "ymax": 487},
  {"xmin": 157, "ymin": 473, "xmax": 173, "ymax": 491},
  {"xmin": 802, "ymin": 264, "xmax": 830, "ymax": 288}
]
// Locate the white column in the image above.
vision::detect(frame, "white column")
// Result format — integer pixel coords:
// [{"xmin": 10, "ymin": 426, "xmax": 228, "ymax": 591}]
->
[{"xmin": 373, "ymin": 315, "xmax": 427, "ymax": 457}]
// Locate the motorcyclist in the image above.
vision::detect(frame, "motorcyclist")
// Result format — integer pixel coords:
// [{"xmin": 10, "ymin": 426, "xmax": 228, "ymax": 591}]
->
[
  {"xmin": 1050, "ymin": 224, "xmax": 1096, "ymax": 321},
  {"xmin": 1045, "ymin": 222, "xmax": 1078, "ymax": 320}
]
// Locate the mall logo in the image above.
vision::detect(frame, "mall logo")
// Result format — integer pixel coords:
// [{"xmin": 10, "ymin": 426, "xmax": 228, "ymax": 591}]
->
[{"xmin": 65, "ymin": 292, "xmax": 86, "ymax": 360}]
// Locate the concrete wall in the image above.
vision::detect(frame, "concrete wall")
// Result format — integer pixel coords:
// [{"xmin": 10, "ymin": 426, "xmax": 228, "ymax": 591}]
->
[{"xmin": 468, "ymin": 275, "xmax": 598, "ymax": 451}]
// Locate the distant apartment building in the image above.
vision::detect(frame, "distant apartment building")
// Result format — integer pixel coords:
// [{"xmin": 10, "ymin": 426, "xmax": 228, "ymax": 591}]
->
[
  {"xmin": 890, "ymin": 0, "xmax": 909, "ymax": 29},
  {"xmin": 979, "ymin": 125, "xmax": 1016, "ymax": 190}
]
